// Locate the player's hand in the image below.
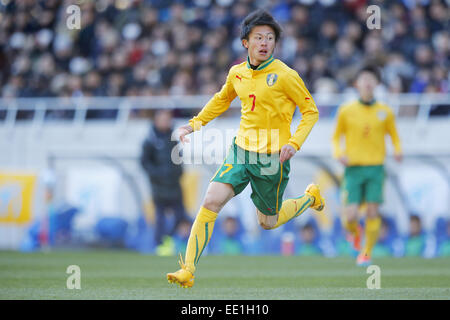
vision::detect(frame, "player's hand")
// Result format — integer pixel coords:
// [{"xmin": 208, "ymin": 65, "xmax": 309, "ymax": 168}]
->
[
  {"xmin": 339, "ymin": 156, "xmax": 349, "ymax": 166},
  {"xmin": 175, "ymin": 124, "xmax": 193, "ymax": 144},
  {"xmin": 279, "ymin": 144, "xmax": 296, "ymax": 163},
  {"xmin": 394, "ymin": 153, "xmax": 403, "ymax": 163}
]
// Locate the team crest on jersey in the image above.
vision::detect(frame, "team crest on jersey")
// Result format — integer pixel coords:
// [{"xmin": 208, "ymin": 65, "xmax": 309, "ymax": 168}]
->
[
  {"xmin": 377, "ymin": 110, "xmax": 387, "ymax": 121},
  {"xmin": 266, "ymin": 73, "xmax": 278, "ymax": 86}
]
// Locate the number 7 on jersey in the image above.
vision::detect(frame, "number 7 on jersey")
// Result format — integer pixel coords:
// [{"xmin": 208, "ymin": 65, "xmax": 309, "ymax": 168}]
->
[{"xmin": 249, "ymin": 94, "xmax": 256, "ymax": 111}]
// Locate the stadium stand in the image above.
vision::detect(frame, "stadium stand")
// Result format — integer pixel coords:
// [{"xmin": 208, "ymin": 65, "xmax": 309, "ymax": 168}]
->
[{"xmin": 0, "ymin": 0, "xmax": 448, "ymax": 113}]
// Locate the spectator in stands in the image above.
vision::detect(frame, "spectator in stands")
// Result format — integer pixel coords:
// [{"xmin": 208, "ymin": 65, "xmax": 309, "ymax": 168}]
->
[
  {"xmin": 405, "ymin": 214, "xmax": 426, "ymax": 257},
  {"xmin": 173, "ymin": 219, "xmax": 193, "ymax": 256},
  {"xmin": 140, "ymin": 109, "xmax": 188, "ymax": 249},
  {"xmin": 296, "ymin": 223, "xmax": 322, "ymax": 256},
  {"xmin": 217, "ymin": 216, "xmax": 244, "ymax": 255},
  {"xmin": 438, "ymin": 220, "xmax": 450, "ymax": 257}
]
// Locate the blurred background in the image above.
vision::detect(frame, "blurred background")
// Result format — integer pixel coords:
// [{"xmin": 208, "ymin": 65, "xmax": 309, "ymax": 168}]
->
[{"xmin": 0, "ymin": 0, "xmax": 449, "ymax": 259}]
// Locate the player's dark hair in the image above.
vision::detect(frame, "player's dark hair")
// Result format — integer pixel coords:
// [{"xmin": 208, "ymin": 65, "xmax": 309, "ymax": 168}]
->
[
  {"xmin": 240, "ymin": 9, "xmax": 282, "ymax": 42},
  {"xmin": 410, "ymin": 214, "xmax": 421, "ymax": 223},
  {"xmin": 358, "ymin": 65, "xmax": 381, "ymax": 82}
]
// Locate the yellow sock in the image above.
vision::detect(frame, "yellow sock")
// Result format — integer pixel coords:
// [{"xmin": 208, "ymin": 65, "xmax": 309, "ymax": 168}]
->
[
  {"xmin": 184, "ymin": 206, "xmax": 218, "ymax": 274},
  {"xmin": 343, "ymin": 219, "xmax": 359, "ymax": 236},
  {"xmin": 273, "ymin": 195, "xmax": 314, "ymax": 229},
  {"xmin": 363, "ymin": 216, "xmax": 381, "ymax": 257}
]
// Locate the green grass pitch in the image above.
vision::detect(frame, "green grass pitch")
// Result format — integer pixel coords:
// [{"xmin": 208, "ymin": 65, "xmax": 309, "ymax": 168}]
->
[{"xmin": 1, "ymin": 250, "xmax": 449, "ymax": 299}]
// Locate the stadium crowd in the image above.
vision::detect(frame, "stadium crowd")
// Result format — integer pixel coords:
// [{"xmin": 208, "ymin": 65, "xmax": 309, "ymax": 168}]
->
[{"xmin": 0, "ymin": 0, "xmax": 448, "ymax": 106}]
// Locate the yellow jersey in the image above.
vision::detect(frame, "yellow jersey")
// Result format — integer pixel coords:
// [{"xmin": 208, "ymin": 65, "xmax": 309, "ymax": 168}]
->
[
  {"xmin": 332, "ymin": 99, "xmax": 402, "ymax": 166},
  {"xmin": 188, "ymin": 56, "xmax": 319, "ymax": 154}
]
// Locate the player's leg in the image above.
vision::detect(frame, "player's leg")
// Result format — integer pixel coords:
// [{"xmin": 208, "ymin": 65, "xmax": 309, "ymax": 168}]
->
[
  {"xmin": 357, "ymin": 165, "xmax": 384, "ymax": 265},
  {"xmin": 168, "ymin": 139, "xmax": 249, "ymax": 287},
  {"xmin": 341, "ymin": 166, "xmax": 363, "ymax": 250},
  {"xmin": 185, "ymin": 181, "xmax": 235, "ymax": 270},
  {"xmin": 248, "ymin": 158, "xmax": 324, "ymax": 230},
  {"xmin": 342, "ymin": 204, "xmax": 359, "ymax": 235},
  {"xmin": 360, "ymin": 203, "xmax": 381, "ymax": 257},
  {"xmin": 167, "ymin": 182, "xmax": 235, "ymax": 288},
  {"xmin": 256, "ymin": 208, "xmax": 278, "ymax": 229},
  {"xmin": 186, "ymin": 139, "xmax": 249, "ymax": 268},
  {"xmin": 248, "ymin": 157, "xmax": 289, "ymax": 229},
  {"xmin": 257, "ymin": 184, "xmax": 325, "ymax": 230},
  {"xmin": 342, "ymin": 204, "xmax": 362, "ymax": 251}
]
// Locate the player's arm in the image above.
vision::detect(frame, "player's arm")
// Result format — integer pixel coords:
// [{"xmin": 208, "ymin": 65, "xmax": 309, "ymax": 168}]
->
[
  {"xmin": 283, "ymin": 71, "xmax": 319, "ymax": 152},
  {"xmin": 386, "ymin": 109, "xmax": 402, "ymax": 162},
  {"xmin": 332, "ymin": 106, "xmax": 347, "ymax": 165},
  {"xmin": 177, "ymin": 69, "xmax": 237, "ymax": 143}
]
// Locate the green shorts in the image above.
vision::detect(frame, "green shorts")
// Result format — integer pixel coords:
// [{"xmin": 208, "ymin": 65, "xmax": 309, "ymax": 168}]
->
[
  {"xmin": 341, "ymin": 165, "xmax": 385, "ymax": 205},
  {"xmin": 211, "ymin": 138, "xmax": 290, "ymax": 216}
]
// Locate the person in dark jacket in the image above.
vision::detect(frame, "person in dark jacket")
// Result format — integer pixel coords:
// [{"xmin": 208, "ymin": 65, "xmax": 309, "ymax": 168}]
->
[{"xmin": 140, "ymin": 109, "xmax": 188, "ymax": 247}]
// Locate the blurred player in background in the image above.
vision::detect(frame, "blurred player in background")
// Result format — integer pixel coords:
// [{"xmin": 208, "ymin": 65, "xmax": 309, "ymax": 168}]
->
[
  {"xmin": 167, "ymin": 9, "xmax": 325, "ymax": 288},
  {"xmin": 332, "ymin": 66, "xmax": 402, "ymax": 266},
  {"xmin": 140, "ymin": 109, "xmax": 188, "ymax": 251}
]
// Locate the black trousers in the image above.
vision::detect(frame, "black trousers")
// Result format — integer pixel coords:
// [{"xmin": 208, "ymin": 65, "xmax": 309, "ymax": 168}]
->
[{"xmin": 154, "ymin": 198, "xmax": 187, "ymax": 246}]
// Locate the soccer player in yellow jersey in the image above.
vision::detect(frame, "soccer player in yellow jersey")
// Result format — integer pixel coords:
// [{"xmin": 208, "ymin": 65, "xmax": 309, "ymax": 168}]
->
[
  {"xmin": 332, "ymin": 66, "xmax": 402, "ymax": 266},
  {"xmin": 167, "ymin": 9, "xmax": 325, "ymax": 288}
]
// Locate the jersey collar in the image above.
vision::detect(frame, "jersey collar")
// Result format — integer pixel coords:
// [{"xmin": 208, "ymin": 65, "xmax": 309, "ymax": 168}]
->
[
  {"xmin": 246, "ymin": 55, "xmax": 275, "ymax": 71},
  {"xmin": 358, "ymin": 98, "xmax": 376, "ymax": 106}
]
